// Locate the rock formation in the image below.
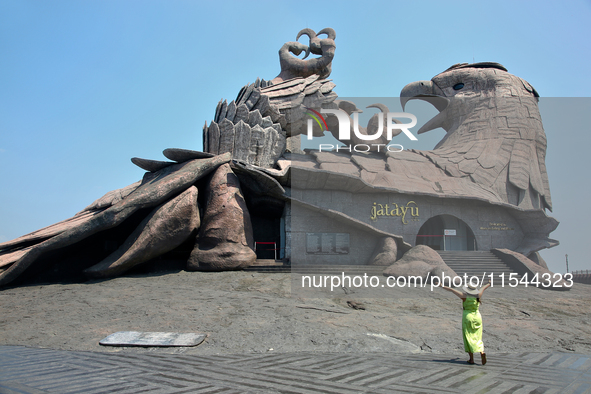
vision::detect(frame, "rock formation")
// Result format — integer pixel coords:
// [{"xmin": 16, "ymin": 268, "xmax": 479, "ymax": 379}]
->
[
  {"xmin": 0, "ymin": 153, "xmax": 232, "ymax": 286},
  {"xmin": 383, "ymin": 245, "xmax": 458, "ymax": 283},
  {"xmin": 368, "ymin": 237, "xmax": 398, "ymax": 266},
  {"xmin": 187, "ymin": 164, "xmax": 256, "ymax": 271},
  {"xmin": 491, "ymin": 249, "xmax": 569, "ymax": 290},
  {"xmin": 85, "ymin": 186, "xmax": 201, "ymax": 278}
]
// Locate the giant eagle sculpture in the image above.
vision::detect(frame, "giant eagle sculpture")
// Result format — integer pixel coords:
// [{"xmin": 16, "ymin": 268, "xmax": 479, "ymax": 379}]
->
[{"xmin": 0, "ymin": 28, "xmax": 558, "ymax": 288}]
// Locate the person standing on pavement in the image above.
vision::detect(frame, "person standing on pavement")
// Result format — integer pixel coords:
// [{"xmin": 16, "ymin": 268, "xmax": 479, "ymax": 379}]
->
[{"xmin": 440, "ymin": 281, "xmax": 491, "ymax": 365}]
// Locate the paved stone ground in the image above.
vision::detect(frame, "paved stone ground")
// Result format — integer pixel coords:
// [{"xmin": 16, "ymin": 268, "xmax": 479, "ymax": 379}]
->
[{"xmin": 0, "ymin": 346, "xmax": 590, "ymax": 394}]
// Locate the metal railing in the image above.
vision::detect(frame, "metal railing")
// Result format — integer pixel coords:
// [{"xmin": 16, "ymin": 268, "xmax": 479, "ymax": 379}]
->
[{"xmin": 254, "ymin": 242, "xmax": 279, "ymax": 261}]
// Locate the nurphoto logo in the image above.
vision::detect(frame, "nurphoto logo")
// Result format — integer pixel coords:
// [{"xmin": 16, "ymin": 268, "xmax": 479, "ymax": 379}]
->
[{"xmin": 305, "ymin": 106, "xmax": 419, "ymax": 152}]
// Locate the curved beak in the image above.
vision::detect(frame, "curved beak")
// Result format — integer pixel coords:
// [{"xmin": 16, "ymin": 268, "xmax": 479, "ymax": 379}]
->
[{"xmin": 400, "ymin": 80, "xmax": 449, "ymax": 134}]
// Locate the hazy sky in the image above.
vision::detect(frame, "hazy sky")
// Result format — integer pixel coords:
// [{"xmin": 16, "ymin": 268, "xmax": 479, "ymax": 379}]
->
[{"xmin": 1, "ymin": 0, "xmax": 590, "ymax": 273}]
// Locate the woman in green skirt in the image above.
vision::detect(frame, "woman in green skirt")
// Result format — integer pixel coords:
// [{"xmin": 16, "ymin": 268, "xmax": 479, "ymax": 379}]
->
[{"xmin": 440, "ymin": 281, "xmax": 491, "ymax": 365}]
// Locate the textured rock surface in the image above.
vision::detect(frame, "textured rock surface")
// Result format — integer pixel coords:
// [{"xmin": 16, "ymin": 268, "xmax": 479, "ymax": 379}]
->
[
  {"xmin": 0, "ymin": 210, "xmax": 106, "ymax": 252},
  {"xmin": 0, "ymin": 182, "xmax": 142, "ymax": 268},
  {"xmin": 492, "ymin": 248, "xmax": 569, "ymax": 290},
  {"xmin": 85, "ymin": 186, "xmax": 200, "ymax": 278},
  {"xmin": 131, "ymin": 157, "xmax": 176, "ymax": 172},
  {"xmin": 0, "ymin": 154, "xmax": 230, "ymax": 287},
  {"xmin": 187, "ymin": 164, "xmax": 256, "ymax": 271},
  {"xmin": 368, "ymin": 237, "xmax": 398, "ymax": 266},
  {"xmin": 384, "ymin": 245, "xmax": 458, "ymax": 281},
  {"xmin": 384, "ymin": 261, "xmax": 435, "ymax": 282},
  {"xmin": 81, "ymin": 181, "xmax": 142, "ymax": 213},
  {"xmin": 163, "ymin": 148, "xmax": 213, "ymax": 163},
  {"xmin": 0, "ymin": 246, "xmax": 34, "ymax": 270},
  {"xmin": 528, "ymin": 251, "xmax": 549, "ymax": 269},
  {"xmin": 1, "ymin": 271, "xmax": 591, "ymax": 355}
]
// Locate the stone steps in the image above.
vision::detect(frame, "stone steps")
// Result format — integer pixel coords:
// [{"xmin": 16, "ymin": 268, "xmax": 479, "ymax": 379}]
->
[
  {"xmin": 438, "ymin": 250, "xmax": 521, "ymax": 280},
  {"xmin": 246, "ymin": 251, "xmax": 524, "ymax": 282},
  {"xmin": 244, "ymin": 259, "xmax": 290, "ymax": 272},
  {"xmin": 244, "ymin": 265, "xmax": 291, "ymax": 273}
]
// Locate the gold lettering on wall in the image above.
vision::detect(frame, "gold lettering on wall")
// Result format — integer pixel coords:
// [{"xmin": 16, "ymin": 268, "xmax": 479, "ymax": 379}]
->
[{"xmin": 370, "ymin": 201, "xmax": 419, "ymax": 224}]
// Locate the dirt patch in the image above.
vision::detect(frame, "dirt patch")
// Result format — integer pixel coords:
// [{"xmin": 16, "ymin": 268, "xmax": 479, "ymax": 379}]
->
[{"xmin": 1, "ymin": 270, "xmax": 590, "ymax": 355}]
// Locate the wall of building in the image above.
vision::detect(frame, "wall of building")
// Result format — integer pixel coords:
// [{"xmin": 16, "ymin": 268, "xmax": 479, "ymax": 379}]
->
[
  {"xmin": 286, "ymin": 201, "xmax": 380, "ymax": 265},
  {"xmin": 286, "ymin": 188, "xmax": 525, "ymax": 265}
]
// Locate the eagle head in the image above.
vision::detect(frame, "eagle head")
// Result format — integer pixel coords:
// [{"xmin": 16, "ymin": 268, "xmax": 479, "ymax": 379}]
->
[
  {"xmin": 401, "ymin": 63, "xmax": 540, "ymax": 143},
  {"xmin": 400, "ymin": 63, "xmax": 551, "ymax": 212}
]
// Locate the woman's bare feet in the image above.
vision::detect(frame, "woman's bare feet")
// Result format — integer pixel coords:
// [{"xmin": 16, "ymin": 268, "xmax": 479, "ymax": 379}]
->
[{"xmin": 481, "ymin": 352, "xmax": 487, "ymax": 365}]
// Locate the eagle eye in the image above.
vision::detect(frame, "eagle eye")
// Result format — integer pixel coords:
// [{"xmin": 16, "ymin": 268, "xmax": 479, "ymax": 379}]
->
[{"xmin": 453, "ymin": 83, "xmax": 464, "ymax": 90}]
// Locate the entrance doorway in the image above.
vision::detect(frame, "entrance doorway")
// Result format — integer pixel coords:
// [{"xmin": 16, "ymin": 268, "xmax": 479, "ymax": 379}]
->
[{"xmin": 415, "ymin": 214, "xmax": 476, "ymax": 251}]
